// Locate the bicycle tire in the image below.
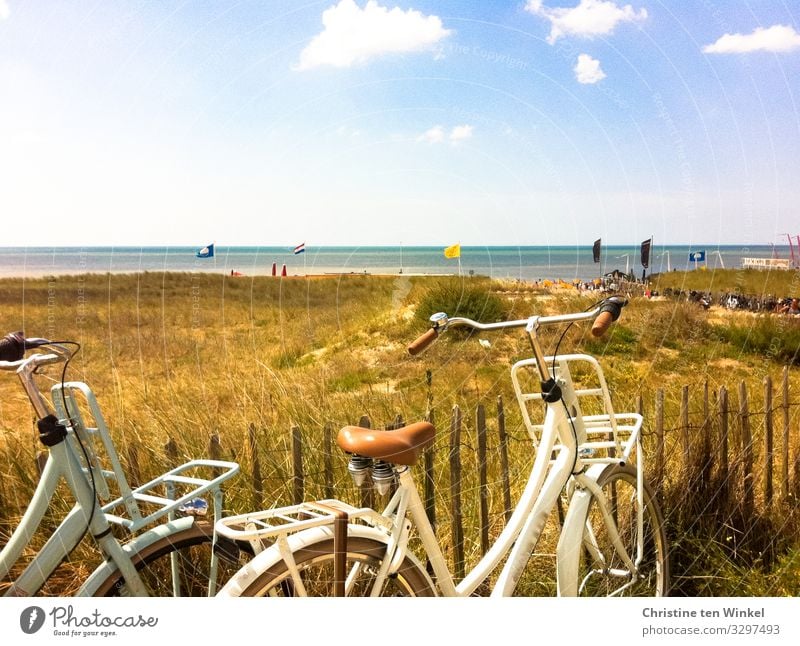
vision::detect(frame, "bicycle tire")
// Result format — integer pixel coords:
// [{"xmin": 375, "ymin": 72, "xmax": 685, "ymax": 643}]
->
[
  {"xmin": 230, "ymin": 535, "xmax": 435, "ymax": 597},
  {"xmin": 91, "ymin": 521, "xmax": 244, "ymax": 597},
  {"xmin": 576, "ymin": 464, "xmax": 668, "ymax": 596}
]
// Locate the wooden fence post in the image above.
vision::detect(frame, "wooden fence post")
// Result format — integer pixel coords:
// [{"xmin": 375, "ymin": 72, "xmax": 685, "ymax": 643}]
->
[
  {"xmin": 701, "ymin": 381, "xmax": 711, "ymax": 481},
  {"xmin": 248, "ymin": 423, "xmax": 263, "ymax": 508},
  {"xmin": 126, "ymin": 444, "xmax": 141, "ymax": 488},
  {"xmin": 163, "ymin": 437, "xmax": 178, "ymax": 504},
  {"xmin": 764, "ymin": 375, "xmax": 774, "ymax": 508},
  {"xmin": 718, "ymin": 386, "xmax": 729, "ymax": 507},
  {"xmin": 739, "ymin": 381, "xmax": 754, "ymax": 518},
  {"xmin": 424, "ymin": 407, "xmax": 436, "ymax": 531},
  {"xmin": 291, "ymin": 425, "xmax": 304, "ymax": 505},
  {"xmin": 655, "ymin": 389, "xmax": 665, "ymax": 502},
  {"xmin": 323, "ymin": 422, "xmax": 334, "ymax": 499},
  {"xmin": 449, "ymin": 405, "xmax": 465, "ymax": 580},
  {"xmin": 209, "ymin": 433, "xmax": 223, "ymax": 478},
  {"xmin": 165, "ymin": 437, "xmax": 178, "ymax": 464},
  {"xmin": 680, "ymin": 385, "xmax": 690, "ymax": 481},
  {"xmin": 209, "ymin": 433, "xmax": 222, "ymax": 461},
  {"xmin": 476, "ymin": 403, "xmax": 489, "ymax": 555},
  {"xmin": 788, "ymin": 368, "xmax": 800, "ymax": 501},
  {"xmin": 781, "ymin": 366, "xmax": 790, "ymax": 502},
  {"xmin": 497, "ymin": 395, "xmax": 512, "ymax": 523},
  {"xmin": 35, "ymin": 450, "xmax": 48, "ymax": 476}
]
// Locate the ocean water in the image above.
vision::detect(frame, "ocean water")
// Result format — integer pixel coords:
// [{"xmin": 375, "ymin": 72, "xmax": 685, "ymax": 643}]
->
[{"xmin": 0, "ymin": 245, "xmax": 787, "ymax": 282}]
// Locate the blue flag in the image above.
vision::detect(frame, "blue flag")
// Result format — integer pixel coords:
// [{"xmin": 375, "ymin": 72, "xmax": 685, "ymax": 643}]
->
[
  {"xmin": 689, "ymin": 250, "xmax": 706, "ymax": 262},
  {"xmin": 196, "ymin": 244, "xmax": 214, "ymax": 258}
]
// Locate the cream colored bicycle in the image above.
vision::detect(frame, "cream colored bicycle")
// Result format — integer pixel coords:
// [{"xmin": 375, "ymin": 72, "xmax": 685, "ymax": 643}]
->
[
  {"xmin": 0, "ymin": 332, "xmax": 241, "ymax": 596},
  {"xmin": 215, "ymin": 297, "xmax": 668, "ymax": 597}
]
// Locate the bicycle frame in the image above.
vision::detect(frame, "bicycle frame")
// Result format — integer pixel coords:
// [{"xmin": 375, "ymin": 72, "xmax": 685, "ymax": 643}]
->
[
  {"xmin": 1, "ymin": 351, "xmax": 239, "ymax": 597},
  {"xmin": 1, "ymin": 436, "xmax": 150, "ymax": 596},
  {"xmin": 216, "ymin": 355, "xmax": 644, "ymax": 597},
  {"xmin": 392, "ymin": 313, "xmax": 645, "ymax": 596},
  {"xmin": 216, "ymin": 300, "xmax": 651, "ymax": 597},
  {"xmin": 0, "ymin": 352, "xmax": 149, "ymax": 596},
  {"xmin": 373, "ymin": 365, "xmax": 642, "ymax": 597}
]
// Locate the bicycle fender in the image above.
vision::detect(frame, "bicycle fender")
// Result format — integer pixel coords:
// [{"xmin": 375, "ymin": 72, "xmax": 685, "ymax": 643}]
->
[
  {"xmin": 557, "ymin": 463, "xmax": 608, "ymax": 597},
  {"xmin": 556, "ymin": 487, "xmax": 592, "ymax": 596},
  {"xmin": 77, "ymin": 516, "xmax": 197, "ymax": 596},
  {"xmin": 217, "ymin": 524, "xmax": 435, "ymax": 597}
]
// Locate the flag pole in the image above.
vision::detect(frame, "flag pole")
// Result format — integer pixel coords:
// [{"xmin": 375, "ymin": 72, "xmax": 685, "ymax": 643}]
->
[{"xmin": 600, "ymin": 242, "xmax": 603, "ymax": 279}]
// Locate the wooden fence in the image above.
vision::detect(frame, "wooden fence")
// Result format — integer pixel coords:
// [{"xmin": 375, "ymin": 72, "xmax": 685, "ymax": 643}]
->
[{"xmin": 157, "ymin": 366, "xmax": 800, "ymax": 590}]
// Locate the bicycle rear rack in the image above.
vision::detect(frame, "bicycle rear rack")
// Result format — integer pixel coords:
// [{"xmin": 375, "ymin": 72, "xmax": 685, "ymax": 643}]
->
[
  {"xmin": 511, "ymin": 354, "xmax": 642, "ymax": 465},
  {"xmin": 51, "ymin": 382, "xmax": 239, "ymax": 532},
  {"xmin": 215, "ymin": 500, "xmax": 389, "ymax": 553}
]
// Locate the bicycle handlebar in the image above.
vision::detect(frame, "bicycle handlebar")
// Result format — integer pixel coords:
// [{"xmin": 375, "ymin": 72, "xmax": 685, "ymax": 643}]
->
[
  {"xmin": 408, "ymin": 296, "xmax": 626, "ymax": 355},
  {"xmin": 408, "ymin": 328, "xmax": 439, "ymax": 356},
  {"xmin": 590, "ymin": 298, "xmax": 624, "ymax": 337},
  {"xmin": 0, "ymin": 331, "xmax": 26, "ymax": 362},
  {"xmin": 0, "ymin": 332, "xmax": 60, "ymax": 367}
]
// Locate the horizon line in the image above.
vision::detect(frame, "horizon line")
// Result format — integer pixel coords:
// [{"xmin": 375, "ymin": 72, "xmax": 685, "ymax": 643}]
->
[{"xmin": 0, "ymin": 243, "xmax": 786, "ymax": 250}]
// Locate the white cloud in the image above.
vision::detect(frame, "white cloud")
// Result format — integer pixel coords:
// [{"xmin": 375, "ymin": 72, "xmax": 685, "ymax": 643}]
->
[
  {"xmin": 418, "ymin": 125, "xmax": 445, "ymax": 143},
  {"xmin": 574, "ymin": 53, "xmax": 606, "ymax": 83},
  {"xmin": 703, "ymin": 24, "xmax": 800, "ymax": 54},
  {"xmin": 0, "ymin": 0, "xmax": 9, "ymax": 20},
  {"xmin": 417, "ymin": 124, "xmax": 474, "ymax": 144},
  {"xmin": 526, "ymin": 0, "xmax": 647, "ymax": 44},
  {"xmin": 449, "ymin": 124, "xmax": 473, "ymax": 142},
  {"xmin": 295, "ymin": 0, "xmax": 451, "ymax": 70}
]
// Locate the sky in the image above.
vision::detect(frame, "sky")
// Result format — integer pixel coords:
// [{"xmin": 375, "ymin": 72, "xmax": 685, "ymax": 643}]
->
[{"xmin": 0, "ymin": 0, "xmax": 798, "ymax": 247}]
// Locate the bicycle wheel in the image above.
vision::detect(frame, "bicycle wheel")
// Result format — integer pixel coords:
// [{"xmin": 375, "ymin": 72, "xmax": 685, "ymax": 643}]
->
[
  {"xmin": 231, "ymin": 535, "xmax": 435, "ymax": 597},
  {"xmin": 577, "ymin": 464, "xmax": 669, "ymax": 596},
  {"xmin": 91, "ymin": 521, "xmax": 246, "ymax": 597}
]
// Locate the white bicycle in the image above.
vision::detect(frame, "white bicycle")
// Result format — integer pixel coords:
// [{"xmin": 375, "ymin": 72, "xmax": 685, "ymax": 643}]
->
[
  {"xmin": 215, "ymin": 297, "xmax": 669, "ymax": 597},
  {"xmin": 0, "ymin": 332, "xmax": 241, "ymax": 596}
]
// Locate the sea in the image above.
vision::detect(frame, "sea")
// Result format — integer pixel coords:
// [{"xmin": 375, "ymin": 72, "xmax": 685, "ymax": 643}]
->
[{"xmin": 0, "ymin": 245, "xmax": 788, "ymax": 282}]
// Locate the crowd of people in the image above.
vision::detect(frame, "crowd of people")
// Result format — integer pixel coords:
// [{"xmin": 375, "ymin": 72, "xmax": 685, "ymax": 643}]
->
[{"xmin": 660, "ymin": 287, "xmax": 800, "ymax": 315}]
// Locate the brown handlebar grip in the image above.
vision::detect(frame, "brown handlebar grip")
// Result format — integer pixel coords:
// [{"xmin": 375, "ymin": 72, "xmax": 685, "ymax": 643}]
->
[
  {"xmin": 408, "ymin": 328, "xmax": 439, "ymax": 356},
  {"xmin": 591, "ymin": 311, "xmax": 614, "ymax": 337}
]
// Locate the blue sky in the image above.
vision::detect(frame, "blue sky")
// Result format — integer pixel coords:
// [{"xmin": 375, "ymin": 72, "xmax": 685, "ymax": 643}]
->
[{"xmin": 1, "ymin": 1, "xmax": 798, "ymax": 247}]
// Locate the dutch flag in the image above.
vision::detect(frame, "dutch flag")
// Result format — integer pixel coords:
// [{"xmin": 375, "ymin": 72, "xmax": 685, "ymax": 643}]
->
[{"xmin": 293, "ymin": 243, "xmax": 306, "ymax": 255}]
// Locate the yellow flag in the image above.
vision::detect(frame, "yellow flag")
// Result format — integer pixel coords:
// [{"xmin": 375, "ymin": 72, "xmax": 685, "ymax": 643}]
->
[{"xmin": 444, "ymin": 243, "xmax": 461, "ymax": 259}]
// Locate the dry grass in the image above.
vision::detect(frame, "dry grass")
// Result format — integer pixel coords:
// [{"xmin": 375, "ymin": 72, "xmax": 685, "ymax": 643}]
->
[{"xmin": 1, "ymin": 272, "xmax": 798, "ymax": 596}]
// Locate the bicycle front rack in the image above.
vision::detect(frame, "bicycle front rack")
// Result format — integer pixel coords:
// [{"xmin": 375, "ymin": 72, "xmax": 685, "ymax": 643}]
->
[
  {"xmin": 511, "ymin": 354, "xmax": 643, "ymax": 465},
  {"xmin": 51, "ymin": 382, "xmax": 239, "ymax": 533}
]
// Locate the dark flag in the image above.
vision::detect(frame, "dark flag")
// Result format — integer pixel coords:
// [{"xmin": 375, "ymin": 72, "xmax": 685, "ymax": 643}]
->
[
  {"xmin": 196, "ymin": 243, "xmax": 214, "ymax": 258},
  {"xmin": 640, "ymin": 238, "xmax": 652, "ymax": 269},
  {"xmin": 593, "ymin": 238, "xmax": 601, "ymax": 263}
]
